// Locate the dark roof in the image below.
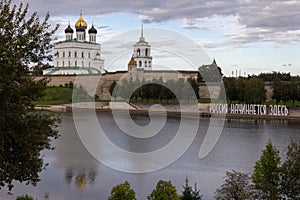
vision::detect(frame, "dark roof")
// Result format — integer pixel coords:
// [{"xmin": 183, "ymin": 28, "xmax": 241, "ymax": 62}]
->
[
  {"xmin": 76, "ymin": 24, "xmax": 85, "ymax": 32},
  {"xmin": 88, "ymin": 25, "xmax": 97, "ymax": 34},
  {"xmin": 64, "ymin": 24, "xmax": 74, "ymax": 33}
]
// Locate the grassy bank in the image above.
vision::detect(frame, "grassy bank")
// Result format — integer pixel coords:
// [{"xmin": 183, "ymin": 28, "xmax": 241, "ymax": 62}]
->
[{"xmin": 34, "ymin": 86, "xmax": 94, "ymax": 106}]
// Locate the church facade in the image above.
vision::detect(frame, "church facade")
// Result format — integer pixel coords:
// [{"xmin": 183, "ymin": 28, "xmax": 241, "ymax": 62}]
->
[{"xmin": 43, "ymin": 12, "xmax": 104, "ymax": 75}]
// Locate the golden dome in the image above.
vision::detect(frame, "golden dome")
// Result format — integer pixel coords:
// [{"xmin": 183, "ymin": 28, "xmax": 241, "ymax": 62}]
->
[{"xmin": 75, "ymin": 11, "xmax": 87, "ymax": 29}]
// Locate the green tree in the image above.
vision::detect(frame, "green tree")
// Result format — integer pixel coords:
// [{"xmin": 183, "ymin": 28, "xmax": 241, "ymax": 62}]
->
[
  {"xmin": 244, "ymin": 77, "xmax": 266, "ymax": 104},
  {"xmin": 16, "ymin": 195, "xmax": 34, "ymax": 200},
  {"xmin": 215, "ymin": 170, "xmax": 255, "ymax": 200},
  {"xmin": 235, "ymin": 77, "xmax": 246, "ymax": 103},
  {"xmin": 109, "ymin": 81, "xmax": 117, "ymax": 98},
  {"xmin": 280, "ymin": 139, "xmax": 300, "ymax": 199},
  {"xmin": 222, "ymin": 77, "xmax": 237, "ymax": 102},
  {"xmin": 147, "ymin": 180, "xmax": 180, "ymax": 200},
  {"xmin": 181, "ymin": 177, "xmax": 202, "ymax": 200},
  {"xmin": 252, "ymin": 141, "xmax": 281, "ymax": 200},
  {"xmin": 187, "ymin": 77, "xmax": 199, "ymax": 99},
  {"xmin": 272, "ymin": 77, "xmax": 283, "ymax": 104},
  {"xmin": 108, "ymin": 181, "xmax": 136, "ymax": 200},
  {"xmin": 0, "ymin": 0, "xmax": 60, "ymax": 192}
]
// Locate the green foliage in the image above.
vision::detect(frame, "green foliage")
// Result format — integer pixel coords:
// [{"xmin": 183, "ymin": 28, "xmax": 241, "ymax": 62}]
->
[
  {"xmin": 16, "ymin": 195, "xmax": 34, "ymax": 200},
  {"xmin": 257, "ymin": 72, "xmax": 292, "ymax": 82},
  {"xmin": 0, "ymin": 0, "xmax": 60, "ymax": 192},
  {"xmin": 244, "ymin": 77, "xmax": 266, "ymax": 104},
  {"xmin": 181, "ymin": 177, "xmax": 202, "ymax": 200},
  {"xmin": 108, "ymin": 181, "xmax": 136, "ymax": 200},
  {"xmin": 279, "ymin": 139, "xmax": 300, "ymax": 199},
  {"xmin": 215, "ymin": 170, "xmax": 255, "ymax": 200},
  {"xmin": 252, "ymin": 141, "xmax": 281, "ymax": 199},
  {"xmin": 110, "ymin": 77, "xmax": 199, "ymax": 102},
  {"xmin": 147, "ymin": 180, "xmax": 180, "ymax": 200},
  {"xmin": 272, "ymin": 77, "xmax": 300, "ymax": 105}
]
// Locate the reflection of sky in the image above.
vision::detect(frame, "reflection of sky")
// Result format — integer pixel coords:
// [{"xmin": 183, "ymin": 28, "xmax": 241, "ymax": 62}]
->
[{"xmin": 1, "ymin": 113, "xmax": 300, "ymax": 199}]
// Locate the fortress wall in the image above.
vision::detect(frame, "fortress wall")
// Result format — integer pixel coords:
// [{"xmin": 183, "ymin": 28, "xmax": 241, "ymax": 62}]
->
[{"xmin": 34, "ymin": 72, "xmax": 273, "ymax": 101}]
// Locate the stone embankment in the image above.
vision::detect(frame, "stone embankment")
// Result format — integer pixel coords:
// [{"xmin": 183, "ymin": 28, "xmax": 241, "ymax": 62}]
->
[{"xmin": 35, "ymin": 102, "xmax": 300, "ymax": 121}]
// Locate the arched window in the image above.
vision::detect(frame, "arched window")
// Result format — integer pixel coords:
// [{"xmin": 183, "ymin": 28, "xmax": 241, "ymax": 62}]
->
[
  {"xmin": 63, "ymin": 52, "xmax": 65, "ymax": 57},
  {"xmin": 75, "ymin": 52, "xmax": 77, "ymax": 57},
  {"xmin": 145, "ymin": 61, "xmax": 147, "ymax": 67},
  {"xmin": 82, "ymin": 52, "xmax": 84, "ymax": 58},
  {"xmin": 137, "ymin": 48, "xmax": 141, "ymax": 56},
  {"xmin": 75, "ymin": 61, "xmax": 77, "ymax": 67},
  {"xmin": 88, "ymin": 52, "xmax": 90, "ymax": 58},
  {"xmin": 145, "ymin": 48, "xmax": 148, "ymax": 56},
  {"xmin": 69, "ymin": 51, "xmax": 71, "ymax": 57},
  {"xmin": 139, "ymin": 61, "xmax": 142, "ymax": 67}
]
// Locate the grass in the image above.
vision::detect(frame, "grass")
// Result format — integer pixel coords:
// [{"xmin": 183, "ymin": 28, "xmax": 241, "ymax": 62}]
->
[{"xmin": 34, "ymin": 86, "xmax": 94, "ymax": 106}]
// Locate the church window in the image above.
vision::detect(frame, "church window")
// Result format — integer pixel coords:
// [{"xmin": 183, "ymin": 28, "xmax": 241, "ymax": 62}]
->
[
  {"xmin": 82, "ymin": 52, "xmax": 84, "ymax": 58},
  {"xmin": 75, "ymin": 52, "xmax": 77, "ymax": 57},
  {"xmin": 145, "ymin": 61, "xmax": 147, "ymax": 67},
  {"xmin": 137, "ymin": 48, "xmax": 140, "ymax": 56},
  {"xmin": 145, "ymin": 48, "xmax": 148, "ymax": 56},
  {"xmin": 69, "ymin": 51, "xmax": 71, "ymax": 57},
  {"xmin": 63, "ymin": 52, "xmax": 65, "ymax": 57},
  {"xmin": 139, "ymin": 61, "xmax": 142, "ymax": 67},
  {"xmin": 75, "ymin": 61, "xmax": 77, "ymax": 67},
  {"xmin": 88, "ymin": 52, "xmax": 90, "ymax": 58}
]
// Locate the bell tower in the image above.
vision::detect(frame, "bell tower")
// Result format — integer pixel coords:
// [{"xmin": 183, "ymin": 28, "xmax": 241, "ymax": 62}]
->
[{"xmin": 132, "ymin": 25, "xmax": 152, "ymax": 70}]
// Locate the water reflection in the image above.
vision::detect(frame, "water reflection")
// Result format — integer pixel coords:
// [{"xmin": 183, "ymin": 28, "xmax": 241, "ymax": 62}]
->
[
  {"xmin": 1, "ymin": 113, "xmax": 300, "ymax": 200},
  {"xmin": 54, "ymin": 112, "xmax": 98, "ymax": 193}
]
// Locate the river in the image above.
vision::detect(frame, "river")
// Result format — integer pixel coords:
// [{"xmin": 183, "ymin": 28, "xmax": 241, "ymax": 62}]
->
[{"xmin": 1, "ymin": 112, "xmax": 300, "ymax": 200}]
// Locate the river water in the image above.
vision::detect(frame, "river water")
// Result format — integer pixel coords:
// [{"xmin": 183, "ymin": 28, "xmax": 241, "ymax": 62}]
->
[{"xmin": 1, "ymin": 112, "xmax": 300, "ymax": 200}]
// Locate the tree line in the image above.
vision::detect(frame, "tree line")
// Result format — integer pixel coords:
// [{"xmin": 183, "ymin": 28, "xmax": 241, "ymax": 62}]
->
[
  {"xmin": 221, "ymin": 72, "xmax": 300, "ymax": 105},
  {"xmin": 109, "ymin": 77, "xmax": 199, "ymax": 102}
]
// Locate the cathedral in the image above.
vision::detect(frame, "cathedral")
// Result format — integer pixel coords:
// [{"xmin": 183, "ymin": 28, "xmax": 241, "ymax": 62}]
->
[
  {"xmin": 43, "ymin": 13, "xmax": 154, "ymax": 75},
  {"xmin": 43, "ymin": 12, "xmax": 105, "ymax": 75}
]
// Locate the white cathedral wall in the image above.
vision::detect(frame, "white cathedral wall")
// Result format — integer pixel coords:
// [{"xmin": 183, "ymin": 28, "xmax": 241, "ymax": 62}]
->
[{"xmin": 54, "ymin": 42, "xmax": 103, "ymax": 70}]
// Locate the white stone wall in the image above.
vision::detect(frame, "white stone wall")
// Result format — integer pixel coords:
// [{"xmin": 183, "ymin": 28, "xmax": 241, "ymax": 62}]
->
[{"xmin": 54, "ymin": 41, "xmax": 104, "ymax": 72}]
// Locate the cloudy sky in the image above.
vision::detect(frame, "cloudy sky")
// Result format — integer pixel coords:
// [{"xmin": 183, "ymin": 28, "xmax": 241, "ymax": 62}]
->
[{"xmin": 13, "ymin": 0, "xmax": 300, "ymax": 76}]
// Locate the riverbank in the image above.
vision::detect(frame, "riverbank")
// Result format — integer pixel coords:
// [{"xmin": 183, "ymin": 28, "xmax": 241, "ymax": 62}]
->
[{"xmin": 35, "ymin": 102, "xmax": 300, "ymax": 121}]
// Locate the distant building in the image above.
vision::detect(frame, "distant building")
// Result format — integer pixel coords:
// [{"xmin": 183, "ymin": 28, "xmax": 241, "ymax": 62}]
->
[
  {"xmin": 43, "ymin": 12, "xmax": 104, "ymax": 75},
  {"xmin": 128, "ymin": 25, "xmax": 153, "ymax": 71}
]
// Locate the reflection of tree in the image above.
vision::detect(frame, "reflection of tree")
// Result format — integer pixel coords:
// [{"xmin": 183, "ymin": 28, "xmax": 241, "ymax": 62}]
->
[
  {"xmin": 64, "ymin": 167, "xmax": 97, "ymax": 192},
  {"xmin": 64, "ymin": 167, "xmax": 74, "ymax": 185}
]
